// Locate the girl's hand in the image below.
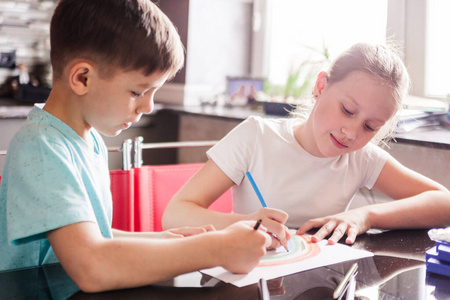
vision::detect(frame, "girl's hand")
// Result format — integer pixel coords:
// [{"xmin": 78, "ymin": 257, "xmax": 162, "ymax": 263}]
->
[
  {"xmin": 296, "ymin": 208, "xmax": 370, "ymax": 245},
  {"xmin": 248, "ymin": 208, "xmax": 291, "ymax": 250},
  {"xmin": 158, "ymin": 225, "xmax": 216, "ymax": 239}
]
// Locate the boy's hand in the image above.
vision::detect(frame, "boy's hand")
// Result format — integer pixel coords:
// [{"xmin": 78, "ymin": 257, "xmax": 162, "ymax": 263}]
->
[
  {"xmin": 248, "ymin": 208, "xmax": 291, "ymax": 250},
  {"xmin": 218, "ymin": 221, "xmax": 271, "ymax": 274},
  {"xmin": 296, "ymin": 208, "xmax": 370, "ymax": 245}
]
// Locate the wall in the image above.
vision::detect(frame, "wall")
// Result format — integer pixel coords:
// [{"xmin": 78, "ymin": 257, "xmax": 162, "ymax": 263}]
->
[
  {"xmin": 177, "ymin": 114, "xmax": 241, "ymax": 163},
  {"xmin": 155, "ymin": 0, "xmax": 253, "ymax": 105}
]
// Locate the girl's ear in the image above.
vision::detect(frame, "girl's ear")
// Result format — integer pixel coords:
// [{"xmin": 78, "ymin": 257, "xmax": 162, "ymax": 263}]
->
[
  {"xmin": 68, "ymin": 62, "xmax": 94, "ymax": 96},
  {"xmin": 313, "ymin": 71, "xmax": 328, "ymax": 100}
]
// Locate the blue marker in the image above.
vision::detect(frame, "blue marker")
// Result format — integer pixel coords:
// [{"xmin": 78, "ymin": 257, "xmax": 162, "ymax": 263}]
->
[
  {"xmin": 246, "ymin": 171, "xmax": 289, "ymax": 252},
  {"xmin": 246, "ymin": 171, "xmax": 267, "ymax": 207}
]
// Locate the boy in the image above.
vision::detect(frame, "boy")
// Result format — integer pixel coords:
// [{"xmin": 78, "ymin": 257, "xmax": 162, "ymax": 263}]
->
[{"xmin": 0, "ymin": 0, "xmax": 270, "ymax": 293}]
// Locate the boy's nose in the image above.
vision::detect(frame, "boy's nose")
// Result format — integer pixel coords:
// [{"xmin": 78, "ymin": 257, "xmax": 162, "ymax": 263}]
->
[{"xmin": 136, "ymin": 94, "xmax": 154, "ymax": 114}]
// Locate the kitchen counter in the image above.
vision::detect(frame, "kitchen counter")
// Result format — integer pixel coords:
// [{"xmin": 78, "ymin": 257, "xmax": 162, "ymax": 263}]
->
[
  {"xmin": 0, "ymin": 98, "xmax": 34, "ymax": 118},
  {"xmin": 1, "ymin": 99, "xmax": 449, "ymax": 149},
  {"xmin": 158, "ymin": 103, "xmax": 450, "ymax": 150},
  {"xmin": 1, "ymin": 228, "xmax": 448, "ymax": 299}
]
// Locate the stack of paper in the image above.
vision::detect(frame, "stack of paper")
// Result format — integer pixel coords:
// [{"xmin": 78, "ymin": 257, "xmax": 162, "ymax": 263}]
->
[
  {"xmin": 403, "ymin": 96, "xmax": 449, "ymax": 113},
  {"xmin": 397, "ymin": 109, "xmax": 448, "ymax": 133}
]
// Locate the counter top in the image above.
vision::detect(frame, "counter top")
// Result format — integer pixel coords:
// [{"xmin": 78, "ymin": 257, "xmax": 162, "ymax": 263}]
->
[
  {"xmin": 1, "ymin": 99, "xmax": 449, "ymax": 149},
  {"xmin": 158, "ymin": 103, "xmax": 450, "ymax": 149},
  {"xmin": 0, "ymin": 98, "xmax": 33, "ymax": 118},
  {"xmin": 1, "ymin": 229, "xmax": 448, "ymax": 299}
]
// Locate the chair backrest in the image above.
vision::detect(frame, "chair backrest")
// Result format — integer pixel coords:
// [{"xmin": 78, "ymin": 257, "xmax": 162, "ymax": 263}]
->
[
  {"xmin": 110, "ymin": 169, "xmax": 135, "ymax": 232},
  {"xmin": 133, "ymin": 163, "xmax": 233, "ymax": 232},
  {"xmin": 109, "ymin": 139, "xmax": 232, "ymax": 232}
]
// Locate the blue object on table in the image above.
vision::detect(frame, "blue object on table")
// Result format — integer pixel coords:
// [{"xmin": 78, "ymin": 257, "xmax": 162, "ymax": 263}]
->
[
  {"xmin": 437, "ymin": 242, "xmax": 450, "ymax": 263},
  {"xmin": 246, "ymin": 171, "xmax": 267, "ymax": 207},
  {"xmin": 426, "ymin": 241, "xmax": 450, "ymax": 277}
]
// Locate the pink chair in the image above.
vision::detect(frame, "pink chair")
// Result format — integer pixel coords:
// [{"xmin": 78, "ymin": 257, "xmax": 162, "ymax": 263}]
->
[
  {"xmin": 110, "ymin": 169, "xmax": 135, "ymax": 231},
  {"xmin": 134, "ymin": 163, "xmax": 232, "ymax": 232},
  {"xmin": 110, "ymin": 139, "xmax": 233, "ymax": 232}
]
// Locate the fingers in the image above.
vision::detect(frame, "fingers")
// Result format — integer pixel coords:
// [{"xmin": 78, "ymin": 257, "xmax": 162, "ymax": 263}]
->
[
  {"xmin": 201, "ymin": 224, "xmax": 216, "ymax": 232},
  {"xmin": 254, "ymin": 208, "xmax": 290, "ymax": 249},
  {"xmin": 300, "ymin": 220, "xmax": 360, "ymax": 245},
  {"xmin": 165, "ymin": 232, "xmax": 184, "ymax": 239},
  {"xmin": 309, "ymin": 220, "xmax": 337, "ymax": 243},
  {"xmin": 345, "ymin": 227, "xmax": 358, "ymax": 245},
  {"xmin": 257, "ymin": 224, "xmax": 289, "ymax": 251},
  {"xmin": 296, "ymin": 220, "xmax": 318, "ymax": 235},
  {"xmin": 221, "ymin": 221, "xmax": 270, "ymax": 274},
  {"xmin": 261, "ymin": 207, "xmax": 289, "ymax": 224},
  {"xmin": 166, "ymin": 224, "xmax": 216, "ymax": 237},
  {"xmin": 326, "ymin": 223, "xmax": 347, "ymax": 245}
]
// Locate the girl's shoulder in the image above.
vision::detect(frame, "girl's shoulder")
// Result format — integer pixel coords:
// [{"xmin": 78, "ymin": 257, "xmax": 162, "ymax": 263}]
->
[
  {"xmin": 353, "ymin": 142, "xmax": 391, "ymax": 163},
  {"xmin": 244, "ymin": 115, "xmax": 297, "ymax": 131}
]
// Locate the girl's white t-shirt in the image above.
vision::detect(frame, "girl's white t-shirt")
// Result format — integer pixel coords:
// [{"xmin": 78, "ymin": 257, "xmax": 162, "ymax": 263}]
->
[{"xmin": 207, "ymin": 116, "xmax": 390, "ymax": 228}]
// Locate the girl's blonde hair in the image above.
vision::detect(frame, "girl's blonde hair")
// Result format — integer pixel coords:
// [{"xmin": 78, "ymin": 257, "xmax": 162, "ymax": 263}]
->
[{"xmin": 291, "ymin": 42, "xmax": 410, "ymax": 146}]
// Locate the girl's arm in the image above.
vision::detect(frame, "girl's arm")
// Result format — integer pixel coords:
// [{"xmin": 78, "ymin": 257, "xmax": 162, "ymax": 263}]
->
[
  {"xmin": 47, "ymin": 220, "xmax": 270, "ymax": 293},
  {"xmin": 111, "ymin": 226, "xmax": 215, "ymax": 239},
  {"xmin": 162, "ymin": 159, "xmax": 290, "ymax": 248},
  {"xmin": 162, "ymin": 159, "xmax": 242, "ymax": 229},
  {"xmin": 298, "ymin": 157, "xmax": 450, "ymax": 244},
  {"xmin": 364, "ymin": 156, "xmax": 450, "ymax": 228}
]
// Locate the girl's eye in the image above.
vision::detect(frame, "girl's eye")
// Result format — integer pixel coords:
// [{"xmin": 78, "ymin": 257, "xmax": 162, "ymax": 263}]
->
[
  {"xmin": 343, "ymin": 106, "xmax": 353, "ymax": 115},
  {"xmin": 365, "ymin": 124, "xmax": 375, "ymax": 131},
  {"xmin": 131, "ymin": 91, "xmax": 144, "ymax": 98}
]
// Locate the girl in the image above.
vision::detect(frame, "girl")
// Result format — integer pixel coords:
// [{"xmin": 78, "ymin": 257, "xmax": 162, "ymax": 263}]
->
[{"xmin": 162, "ymin": 43, "xmax": 450, "ymax": 248}]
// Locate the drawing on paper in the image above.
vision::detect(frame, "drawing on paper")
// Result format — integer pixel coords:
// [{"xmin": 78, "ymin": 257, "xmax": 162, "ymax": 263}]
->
[{"xmin": 258, "ymin": 234, "xmax": 320, "ymax": 267}]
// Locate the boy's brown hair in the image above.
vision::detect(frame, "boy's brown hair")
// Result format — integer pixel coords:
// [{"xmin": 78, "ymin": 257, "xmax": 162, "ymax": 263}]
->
[{"xmin": 50, "ymin": 0, "xmax": 184, "ymax": 80}]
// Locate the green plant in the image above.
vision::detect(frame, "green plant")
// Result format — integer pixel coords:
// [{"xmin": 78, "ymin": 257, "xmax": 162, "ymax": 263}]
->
[{"xmin": 264, "ymin": 42, "xmax": 330, "ymax": 100}]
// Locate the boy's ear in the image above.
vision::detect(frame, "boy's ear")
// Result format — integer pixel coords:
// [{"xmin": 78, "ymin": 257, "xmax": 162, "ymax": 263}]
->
[
  {"xmin": 313, "ymin": 71, "xmax": 328, "ymax": 99},
  {"xmin": 68, "ymin": 62, "xmax": 94, "ymax": 96}
]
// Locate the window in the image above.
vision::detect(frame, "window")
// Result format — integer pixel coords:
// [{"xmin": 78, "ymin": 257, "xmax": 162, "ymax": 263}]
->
[
  {"xmin": 252, "ymin": 0, "xmax": 388, "ymax": 98},
  {"xmin": 253, "ymin": 0, "xmax": 450, "ymax": 101},
  {"xmin": 426, "ymin": 0, "xmax": 450, "ymax": 98}
]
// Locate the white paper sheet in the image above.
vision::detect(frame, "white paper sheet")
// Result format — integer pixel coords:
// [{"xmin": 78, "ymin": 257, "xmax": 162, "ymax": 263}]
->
[{"xmin": 201, "ymin": 234, "xmax": 373, "ymax": 287}]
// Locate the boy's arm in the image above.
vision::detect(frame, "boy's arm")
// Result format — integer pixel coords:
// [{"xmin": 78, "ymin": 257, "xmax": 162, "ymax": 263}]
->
[
  {"xmin": 162, "ymin": 159, "xmax": 290, "ymax": 247},
  {"xmin": 297, "ymin": 157, "xmax": 450, "ymax": 244},
  {"xmin": 47, "ymin": 220, "xmax": 270, "ymax": 293}
]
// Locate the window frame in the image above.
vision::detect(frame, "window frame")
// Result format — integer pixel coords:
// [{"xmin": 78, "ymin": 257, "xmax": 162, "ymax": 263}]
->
[{"xmin": 251, "ymin": 0, "xmax": 439, "ymax": 99}]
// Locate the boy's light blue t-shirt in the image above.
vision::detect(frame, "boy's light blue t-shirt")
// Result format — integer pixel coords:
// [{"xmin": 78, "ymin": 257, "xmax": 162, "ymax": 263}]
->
[{"xmin": 0, "ymin": 105, "xmax": 113, "ymax": 271}]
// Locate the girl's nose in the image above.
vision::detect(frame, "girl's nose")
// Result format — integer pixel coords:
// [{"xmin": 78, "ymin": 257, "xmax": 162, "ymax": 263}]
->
[{"xmin": 341, "ymin": 123, "xmax": 357, "ymax": 140}]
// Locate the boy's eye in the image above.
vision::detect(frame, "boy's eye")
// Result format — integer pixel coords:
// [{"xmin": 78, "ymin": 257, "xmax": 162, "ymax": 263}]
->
[
  {"xmin": 131, "ymin": 91, "xmax": 144, "ymax": 98},
  {"xmin": 343, "ymin": 105, "xmax": 353, "ymax": 115}
]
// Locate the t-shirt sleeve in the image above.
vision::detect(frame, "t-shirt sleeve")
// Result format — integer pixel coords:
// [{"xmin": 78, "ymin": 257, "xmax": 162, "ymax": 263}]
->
[
  {"xmin": 6, "ymin": 131, "xmax": 97, "ymax": 245},
  {"xmin": 206, "ymin": 116, "xmax": 260, "ymax": 185},
  {"xmin": 358, "ymin": 143, "xmax": 390, "ymax": 189}
]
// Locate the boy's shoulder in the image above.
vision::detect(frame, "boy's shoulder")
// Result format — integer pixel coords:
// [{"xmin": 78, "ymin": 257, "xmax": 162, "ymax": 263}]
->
[{"xmin": 8, "ymin": 106, "xmax": 80, "ymax": 156}]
